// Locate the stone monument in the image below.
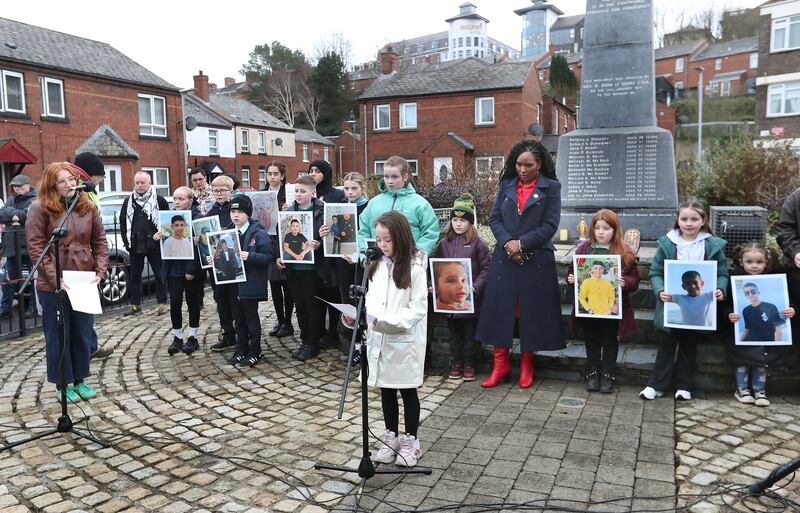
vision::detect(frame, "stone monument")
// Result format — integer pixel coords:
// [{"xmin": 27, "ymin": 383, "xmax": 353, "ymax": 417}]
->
[{"xmin": 556, "ymin": 0, "xmax": 677, "ymax": 240}]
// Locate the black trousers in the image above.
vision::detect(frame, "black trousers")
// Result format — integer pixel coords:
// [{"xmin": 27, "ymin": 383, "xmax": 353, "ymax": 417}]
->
[
  {"xmin": 168, "ymin": 275, "xmax": 204, "ymax": 330},
  {"xmin": 129, "ymin": 250, "xmax": 167, "ymax": 305},
  {"xmin": 235, "ymin": 299, "xmax": 262, "ymax": 358},
  {"xmin": 381, "ymin": 387, "xmax": 420, "ymax": 437},
  {"xmin": 214, "ymin": 283, "xmax": 240, "ymax": 337},
  {"xmin": 269, "ymin": 279, "xmax": 294, "ymax": 326},
  {"xmin": 647, "ymin": 329, "xmax": 697, "ymax": 392},
  {"xmin": 287, "ymin": 271, "xmax": 322, "ymax": 348},
  {"xmin": 580, "ymin": 318, "xmax": 620, "ymax": 372},
  {"xmin": 447, "ymin": 318, "xmax": 477, "ymax": 365}
]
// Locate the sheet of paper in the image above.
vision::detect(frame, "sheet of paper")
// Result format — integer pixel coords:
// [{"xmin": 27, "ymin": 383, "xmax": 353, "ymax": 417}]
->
[
  {"xmin": 316, "ymin": 297, "xmax": 376, "ymax": 324},
  {"xmin": 284, "ymin": 184, "xmax": 296, "ymax": 206},
  {"xmin": 62, "ymin": 270, "xmax": 103, "ymax": 314}
]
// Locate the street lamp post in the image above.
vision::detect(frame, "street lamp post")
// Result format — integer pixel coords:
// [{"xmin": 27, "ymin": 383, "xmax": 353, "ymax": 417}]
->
[
  {"xmin": 694, "ymin": 66, "xmax": 705, "ymax": 164},
  {"xmin": 346, "ymin": 111, "xmax": 357, "ymax": 174}
]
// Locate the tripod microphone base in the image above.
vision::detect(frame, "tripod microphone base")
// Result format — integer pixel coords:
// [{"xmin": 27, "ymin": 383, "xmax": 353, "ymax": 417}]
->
[{"xmin": 1, "ymin": 414, "xmax": 110, "ymax": 453}]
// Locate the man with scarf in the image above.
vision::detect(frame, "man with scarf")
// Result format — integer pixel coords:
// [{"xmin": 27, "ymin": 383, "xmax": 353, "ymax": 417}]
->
[
  {"xmin": 119, "ymin": 171, "xmax": 169, "ymax": 316},
  {"xmin": 308, "ymin": 160, "xmax": 345, "ymax": 348}
]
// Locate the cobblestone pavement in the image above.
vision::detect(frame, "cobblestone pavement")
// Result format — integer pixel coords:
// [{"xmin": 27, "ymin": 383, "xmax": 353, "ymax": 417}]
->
[{"xmin": 675, "ymin": 394, "xmax": 800, "ymax": 512}]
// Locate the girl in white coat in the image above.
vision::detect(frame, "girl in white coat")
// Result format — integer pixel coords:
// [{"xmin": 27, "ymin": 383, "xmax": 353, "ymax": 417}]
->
[{"xmin": 343, "ymin": 211, "xmax": 428, "ymax": 467}]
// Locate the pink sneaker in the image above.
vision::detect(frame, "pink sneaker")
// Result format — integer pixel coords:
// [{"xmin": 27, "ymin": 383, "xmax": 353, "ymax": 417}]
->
[
  {"xmin": 373, "ymin": 431, "xmax": 399, "ymax": 464},
  {"xmin": 395, "ymin": 434, "xmax": 421, "ymax": 467}
]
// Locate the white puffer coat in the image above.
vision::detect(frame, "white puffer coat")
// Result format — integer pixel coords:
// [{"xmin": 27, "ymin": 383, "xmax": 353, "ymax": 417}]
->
[{"xmin": 364, "ymin": 252, "xmax": 428, "ymax": 389}]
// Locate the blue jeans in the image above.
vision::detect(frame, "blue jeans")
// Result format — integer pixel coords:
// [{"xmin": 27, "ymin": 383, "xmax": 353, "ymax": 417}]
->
[
  {"xmin": 1, "ymin": 255, "xmax": 35, "ymax": 313},
  {"xmin": 39, "ymin": 290, "xmax": 93, "ymax": 385},
  {"xmin": 129, "ymin": 251, "xmax": 167, "ymax": 306}
]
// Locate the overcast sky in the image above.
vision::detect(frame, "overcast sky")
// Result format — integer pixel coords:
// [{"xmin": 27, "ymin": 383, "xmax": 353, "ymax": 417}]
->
[{"xmin": 3, "ymin": 0, "xmax": 764, "ymax": 90}]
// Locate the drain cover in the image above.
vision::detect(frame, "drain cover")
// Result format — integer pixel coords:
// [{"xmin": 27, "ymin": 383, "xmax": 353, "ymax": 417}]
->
[{"xmin": 557, "ymin": 397, "xmax": 585, "ymax": 408}]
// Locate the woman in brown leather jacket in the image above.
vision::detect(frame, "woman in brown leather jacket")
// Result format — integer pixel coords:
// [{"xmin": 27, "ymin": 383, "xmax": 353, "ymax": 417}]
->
[{"xmin": 26, "ymin": 162, "xmax": 108, "ymax": 402}]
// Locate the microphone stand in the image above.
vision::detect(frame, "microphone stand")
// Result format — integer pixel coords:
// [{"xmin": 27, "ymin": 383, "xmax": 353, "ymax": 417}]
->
[
  {"xmin": 0, "ymin": 188, "xmax": 109, "ymax": 452},
  {"xmin": 314, "ymin": 251, "xmax": 431, "ymax": 511}
]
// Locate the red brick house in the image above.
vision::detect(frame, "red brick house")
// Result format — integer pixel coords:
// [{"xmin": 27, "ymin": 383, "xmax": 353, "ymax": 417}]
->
[
  {"xmin": 294, "ymin": 129, "xmax": 335, "ymax": 178},
  {"xmin": 0, "ymin": 17, "xmax": 184, "ymax": 199},
  {"xmin": 357, "ymin": 53, "xmax": 569, "ymax": 183},
  {"xmin": 755, "ymin": 0, "xmax": 800, "ymax": 153},
  {"xmin": 655, "ymin": 39, "xmax": 709, "ymax": 97},
  {"xmin": 332, "ymin": 131, "xmax": 364, "ymax": 178},
  {"xmin": 689, "ymin": 36, "xmax": 759, "ymax": 97}
]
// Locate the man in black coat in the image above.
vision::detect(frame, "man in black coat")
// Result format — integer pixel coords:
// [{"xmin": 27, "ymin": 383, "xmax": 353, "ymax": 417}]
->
[
  {"xmin": 119, "ymin": 171, "xmax": 169, "ymax": 316},
  {"xmin": 0, "ymin": 174, "xmax": 37, "ymax": 317}
]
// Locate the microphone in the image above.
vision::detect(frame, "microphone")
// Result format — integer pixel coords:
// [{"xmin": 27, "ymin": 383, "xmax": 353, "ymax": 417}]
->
[
  {"xmin": 361, "ymin": 246, "xmax": 382, "ymax": 261},
  {"xmin": 68, "ymin": 182, "xmax": 97, "ymax": 193}
]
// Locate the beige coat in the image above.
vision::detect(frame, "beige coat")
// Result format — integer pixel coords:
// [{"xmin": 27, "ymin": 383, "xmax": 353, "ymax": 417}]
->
[{"xmin": 364, "ymin": 252, "xmax": 428, "ymax": 389}]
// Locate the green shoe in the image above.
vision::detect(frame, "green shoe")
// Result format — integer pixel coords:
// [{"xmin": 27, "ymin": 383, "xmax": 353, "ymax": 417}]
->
[
  {"xmin": 74, "ymin": 383, "xmax": 97, "ymax": 400},
  {"xmin": 55, "ymin": 387, "xmax": 81, "ymax": 403}
]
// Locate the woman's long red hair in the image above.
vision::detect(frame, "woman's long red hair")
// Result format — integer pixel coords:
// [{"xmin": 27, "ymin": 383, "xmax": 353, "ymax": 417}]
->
[
  {"xmin": 37, "ymin": 162, "xmax": 94, "ymax": 216},
  {"xmin": 588, "ymin": 209, "xmax": 636, "ymax": 271}
]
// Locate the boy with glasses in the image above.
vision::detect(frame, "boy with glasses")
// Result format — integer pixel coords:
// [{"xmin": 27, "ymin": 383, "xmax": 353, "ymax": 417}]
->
[{"xmin": 206, "ymin": 176, "xmax": 236, "ymax": 351}]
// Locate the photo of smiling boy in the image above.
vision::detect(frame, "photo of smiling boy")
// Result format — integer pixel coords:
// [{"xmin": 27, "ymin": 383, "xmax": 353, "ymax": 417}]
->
[
  {"xmin": 665, "ymin": 268, "xmax": 717, "ymax": 328},
  {"xmin": 282, "ymin": 219, "xmax": 311, "ymax": 262},
  {"xmin": 579, "ymin": 261, "xmax": 617, "ymax": 316},
  {"xmin": 740, "ymin": 283, "xmax": 785, "ymax": 342},
  {"xmin": 431, "ymin": 259, "xmax": 473, "ymax": 313}
]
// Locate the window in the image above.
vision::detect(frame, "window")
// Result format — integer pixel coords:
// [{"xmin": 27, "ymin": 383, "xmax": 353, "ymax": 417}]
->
[
  {"xmin": 750, "ymin": 52, "xmax": 758, "ymax": 69},
  {"xmin": 711, "ymin": 82, "xmax": 719, "ymax": 94},
  {"xmin": 675, "ymin": 57, "xmax": 684, "ymax": 73},
  {"xmin": 476, "ymin": 156, "xmax": 504, "ymax": 180},
  {"xmin": 138, "ymin": 93, "xmax": 166, "ymax": 137},
  {"xmin": 240, "ymin": 129, "xmax": 250, "ymax": 152},
  {"xmin": 552, "ymin": 108, "xmax": 559, "ymax": 133},
  {"xmin": 257, "ymin": 131, "xmax": 266, "ymax": 153},
  {"xmin": 458, "ymin": 37, "xmax": 463, "ymax": 47},
  {"xmin": 569, "ymin": 28, "xmax": 575, "ymax": 39},
  {"xmin": 404, "ymin": 47, "xmax": 410, "ymax": 55},
  {"xmin": 539, "ymin": 70, "xmax": 544, "ymax": 80},
  {"xmin": 715, "ymin": 58, "xmax": 722, "ymax": 70},
  {"xmin": 474, "ymin": 37, "xmax": 479, "ymax": 47},
  {"xmin": 474, "ymin": 96, "xmax": 494, "ymax": 125},
  {"xmin": 675, "ymin": 80, "xmax": 684, "ymax": 90},
  {"xmin": 767, "ymin": 82, "xmax": 800, "ymax": 116},
  {"xmin": 40, "ymin": 77, "xmax": 64, "ymax": 118},
  {"xmin": 771, "ymin": 15, "xmax": 800, "ymax": 52},
  {"xmin": 258, "ymin": 166, "xmax": 267, "ymax": 189},
  {"xmin": 142, "ymin": 167, "xmax": 170, "ymax": 197},
  {"xmin": 452, "ymin": 39, "xmax": 456, "ymax": 48},
  {"xmin": 324, "ymin": 147, "xmax": 329, "ymax": 161},
  {"xmin": 458, "ymin": 50, "xmax": 463, "ymax": 58},
  {"xmin": 241, "ymin": 167, "xmax": 250, "ymax": 188},
  {"xmin": 407, "ymin": 159, "xmax": 419, "ymax": 176},
  {"xmin": 374, "ymin": 160, "xmax": 386, "ymax": 175},
  {"xmin": 373, "ymin": 104, "xmax": 390, "ymax": 130},
  {"xmin": 417, "ymin": 44, "xmax": 424, "ymax": 53},
  {"xmin": 208, "ymin": 129, "xmax": 218, "ymax": 155},
  {"xmin": 466, "ymin": 50, "xmax": 472, "ymax": 57},
  {"xmin": 432, "ymin": 41, "xmax": 438, "ymax": 50},
  {"xmin": 0, "ymin": 70, "xmax": 25, "ymax": 114},
  {"xmin": 720, "ymin": 80, "xmax": 731, "ymax": 97}
]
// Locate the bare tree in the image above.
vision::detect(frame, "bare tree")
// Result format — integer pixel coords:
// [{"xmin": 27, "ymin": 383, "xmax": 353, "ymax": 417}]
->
[
  {"xmin": 265, "ymin": 69, "xmax": 299, "ymax": 127},
  {"xmin": 300, "ymin": 87, "xmax": 321, "ymax": 132},
  {"xmin": 313, "ymin": 32, "xmax": 354, "ymax": 68},
  {"xmin": 691, "ymin": 3, "xmax": 722, "ymax": 40}
]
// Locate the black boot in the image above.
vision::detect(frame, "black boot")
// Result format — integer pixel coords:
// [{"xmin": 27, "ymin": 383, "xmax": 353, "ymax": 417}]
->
[
  {"xmin": 183, "ymin": 336, "xmax": 199, "ymax": 354},
  {"xmin": 268, "ymin": 322, "xmax": 282, "ymax": 337},
  {"xmin": 599, "ymin": 371, "xmax": 615, "ymax": 394},
  {"xmin": 168, "ymin": 336, "xmax": 183, "ymax": 355},
  {"xmin": 276, "ymin": 323, "xmax": 294, "ymax": 338},
  {"xmin": 210, "ymin": 333, "xmax": 235, "ymax": 352},
  {"xmin": 585, "ymin": 367, "xmax": 600, "ymax": 392}
]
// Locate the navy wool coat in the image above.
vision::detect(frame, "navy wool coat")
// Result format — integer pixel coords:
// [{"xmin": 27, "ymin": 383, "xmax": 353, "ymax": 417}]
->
[
  {"xmin": 236, "ymin": 220, "xmax": 274, "ymax": 300},
  {"xmin": 475, "ymin": 176, "xmax": 566, "ymax": 352}
]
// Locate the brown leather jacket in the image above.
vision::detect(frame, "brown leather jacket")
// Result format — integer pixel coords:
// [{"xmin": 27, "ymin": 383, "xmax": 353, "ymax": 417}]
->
[{"xmin": 25, "ymin": 200, "xmax": 108, "ymax": 292}]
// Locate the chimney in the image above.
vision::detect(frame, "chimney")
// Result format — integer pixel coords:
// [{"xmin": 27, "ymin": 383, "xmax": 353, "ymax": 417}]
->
[
  {"xmin": 224, "ymin": 77, "xmax": 236, "ymax": 87},
  {"xmin": 380, "ymin": 45, "xmax": 400, "ymax": 75},
  {"xmin": 193, "ymin": 70, "xmax": 209, "ymax": 102}
]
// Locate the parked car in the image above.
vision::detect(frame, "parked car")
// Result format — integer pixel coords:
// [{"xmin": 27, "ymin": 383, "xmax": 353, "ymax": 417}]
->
[{"xmin": 98, "ymin": 192, "xmax": 172, "ymax": 306}]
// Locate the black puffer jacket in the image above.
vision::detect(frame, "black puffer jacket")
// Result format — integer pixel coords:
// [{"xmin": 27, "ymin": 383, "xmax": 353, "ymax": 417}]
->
[{"xmin": 0, "ymin": 187, "xmax": 37, "ymax": 257}]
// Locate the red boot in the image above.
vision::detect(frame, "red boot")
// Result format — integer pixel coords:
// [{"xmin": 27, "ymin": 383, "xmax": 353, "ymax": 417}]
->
[
  {"xmin": 481, "ymin": 347, "xmax": 511, "ymax": 387},
  {"xmin": 519, "ymin": 352, "xmax": 534, "ymax": 389}
]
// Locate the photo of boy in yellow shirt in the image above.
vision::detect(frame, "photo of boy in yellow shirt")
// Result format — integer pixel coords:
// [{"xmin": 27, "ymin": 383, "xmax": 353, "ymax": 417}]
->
[{"xmin": 574, "ymin": 256, "xmax": 622, "ymax": 319}]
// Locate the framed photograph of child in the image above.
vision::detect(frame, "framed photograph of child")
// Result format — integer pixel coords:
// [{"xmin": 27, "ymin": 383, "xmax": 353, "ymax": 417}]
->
[
  {"xmin": 278, "ymin": 211, "xmax": 315, "ymax": 265},
  {"xmin": 731, "ymin": 274, "xmax": 792, "ymax": 346},
  {"xmin": 244, "ymin": 190, "xmax": 279, "ymax": 235},
  {"xmin": 430, "ymin": 258, "xmax": 474, "ymax": 314},
  {"xmin": 573, "ymin": 255, "xmax": 622, "ymax": 320},
  {"xmin": 192, "ymin": 215, "xmax": 220, "ymax": 269},
  {"xmin": 323, "ymin": 203, "xmax": 358, "ymax": 258},
  {"xmin": 159, "ymin": 210, "xmax": 194, "ymax": 260},
  {"xmin": 207, "ymin": 229, "xmax": 246, "ymax": 285},
  {"xmin": 664, "ymin": 260, "xmax": 718, "ymax": 330}
]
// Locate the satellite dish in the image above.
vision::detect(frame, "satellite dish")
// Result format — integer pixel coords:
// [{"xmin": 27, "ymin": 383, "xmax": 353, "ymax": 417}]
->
[
  {"xmin": 528, "ymin": 123, "xmax": 544, "ymax": 137},
  {"xmin": 274, "ymin": 137, "xmax": 283, "ymax": 147},
  {"xmin": 185, "ymin": 116, "xmax": 198, "ymax": 131}
]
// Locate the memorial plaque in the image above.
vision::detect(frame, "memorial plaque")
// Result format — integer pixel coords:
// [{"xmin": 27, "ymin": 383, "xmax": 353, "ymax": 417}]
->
[{"xmin": 555, "ymin": 0, "xmax": 677, "ymax": 241}]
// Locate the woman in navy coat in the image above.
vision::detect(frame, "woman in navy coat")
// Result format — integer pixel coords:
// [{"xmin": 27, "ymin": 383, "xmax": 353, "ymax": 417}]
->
[{"xmin": 476, "ymin": 140, "xmax": 566, "ymax": 388}]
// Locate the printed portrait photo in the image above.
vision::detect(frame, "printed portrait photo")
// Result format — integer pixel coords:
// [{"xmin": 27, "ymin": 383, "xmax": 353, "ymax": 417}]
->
[
  {"xmin": 732, "ymin": 274, "xmax": 792, "ymax": 346},
  {"xmin": 664, "ymin": 260, "xmax": 718, "ymax": 330},
  {"xmin": 278, "ymin": 211, "xmax": 315, "ymax": 265},
  {"xmin": 430, "ymin": 258, "xmax": 474, "ymax": 314},
  {"xmin": 323, "ymin": 203, "xmax": 359, "ymax": 258},
  {"xmin": 207, "ymin": 229, "xmax": 246, "ymax": 285},
  {"xmin": 192, "ymin": 215, "xmax": 220, "ymax": 269},
  {"xmin": 245, "ymin": 190, "xmax": 279, "ymax": 235},
  {"xmin": 573, "ymin": 254, "xmax": 622, "ymax": 320},
  {"xmin": 159, "ymin": 210, "xmax": 193, "ymax": 260}
]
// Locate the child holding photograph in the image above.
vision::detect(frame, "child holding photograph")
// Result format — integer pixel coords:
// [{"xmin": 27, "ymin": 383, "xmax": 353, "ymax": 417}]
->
[
  {"xmin": 227, "ymin": 195, "xmax": 274, "ymax": 367},
  {"xmin": 567, "ymin": 209, "xmax": 639, "ymax": 393},
  {"xmin": 263, "ymin": 161, "xmax": 294, "ymax": 339},
  {"xmin": 341, "ymin": 211, "xmax": 428, "ymax": 467},
  {"xmin": 726, "ymin": 243, "xmax": 794, "ymax": 407},
  {"xmin": 153, "ymin": 187, "xmax": 204, "ymax": 356},
  {"xmin": 641, "ymin": 201, "xmax": 728, "ymax": 402},
  {"xmin": 207, "ymin": 174, "xmax": 236, "ymax": 352},
  {"xmin": 431, "ymin": 194, "xmax": 490, "ymax": 381}
]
